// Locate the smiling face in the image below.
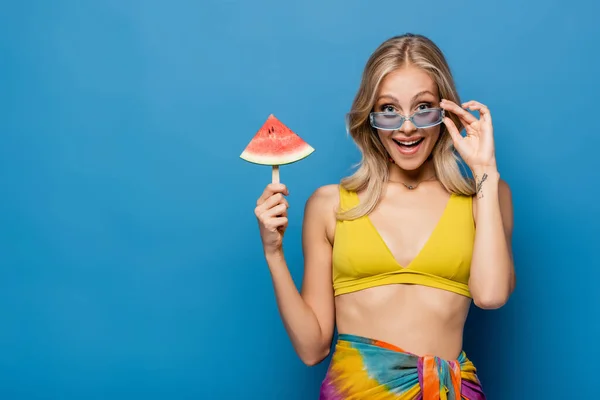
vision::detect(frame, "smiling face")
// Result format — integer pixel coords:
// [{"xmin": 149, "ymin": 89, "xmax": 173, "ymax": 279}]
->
[{"xmin": 373, "ymin": 65, "xmax": 443, "ymax": 171}]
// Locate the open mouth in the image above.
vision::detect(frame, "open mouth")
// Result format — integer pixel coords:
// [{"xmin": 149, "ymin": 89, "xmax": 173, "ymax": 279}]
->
[{"xmin": 392, "ymin": 137, "xmax": 424, "ymax": 148}]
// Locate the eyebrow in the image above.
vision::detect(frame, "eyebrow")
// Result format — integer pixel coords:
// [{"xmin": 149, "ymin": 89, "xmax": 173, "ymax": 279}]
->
[{"xmin": 376, "ymin": 90, "xmax": 437, "ymax": 104}]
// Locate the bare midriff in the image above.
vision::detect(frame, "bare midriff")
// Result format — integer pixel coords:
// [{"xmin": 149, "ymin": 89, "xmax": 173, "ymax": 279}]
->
[{"xmin": 334, "ymin": 283, "xmax": 471, "ymax": 360}]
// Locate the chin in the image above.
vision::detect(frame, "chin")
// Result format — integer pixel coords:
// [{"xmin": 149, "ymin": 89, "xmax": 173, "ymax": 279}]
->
[
  {"xmin": 387, "ymin": 137, "xmax": 435, "ymax": 170},
  {"xmin": 394, "ymin": 158, "xmax": 428, "ymax": 171}
]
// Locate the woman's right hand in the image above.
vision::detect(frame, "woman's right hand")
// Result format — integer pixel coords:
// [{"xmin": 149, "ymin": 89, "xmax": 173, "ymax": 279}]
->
[{"xmin": 254, "ymin": 183, "xmax": 290, "ymax": 255}]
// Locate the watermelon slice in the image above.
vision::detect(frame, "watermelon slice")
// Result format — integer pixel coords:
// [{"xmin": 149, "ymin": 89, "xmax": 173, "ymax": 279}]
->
[{"xmin": 240, "ymin": 114, "xmax": 314, "ymax": 166}]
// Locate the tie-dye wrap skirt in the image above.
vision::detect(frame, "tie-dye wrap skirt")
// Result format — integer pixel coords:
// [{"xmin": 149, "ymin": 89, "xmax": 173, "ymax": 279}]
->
[{"xmin": 319, "ymin": 334, "xmax": 486, "ymax": 400}]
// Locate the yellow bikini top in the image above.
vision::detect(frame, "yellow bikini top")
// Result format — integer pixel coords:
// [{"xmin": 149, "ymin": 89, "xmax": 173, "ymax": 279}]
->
[{"xmin": 332, "ymin": 185, "xmax": 475, "ymax": 298}]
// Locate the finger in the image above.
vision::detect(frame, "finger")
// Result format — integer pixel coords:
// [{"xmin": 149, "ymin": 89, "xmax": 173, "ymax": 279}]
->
[
  {"xmin": 441, "ymin": 99, "xmax": 478, "ymax": 125},
  {"xmin": 266, "ymin": 192, "xmax": 288, "ymax": 208},
  {"xmin": 265, "ymin": 201, "xmax": 289, "ymax": 218},
  {"xmin": 267, "ymin": 217, "xmax": 288, "ymax": 232},
  {"xmin": 461, "ymin": 100, "xmax": 488, "ymax": 110},
  {"xmin": 255, "ymin": 193, "xmax": 288, "ymax": 216},
  {"xmin": 257, "ymin": 183, "xmax": 289, "ymax": 205},
  {"xmin": 262, "ymin": 211, "xmax": 288, "ymax": 227},
  {"xmin": 443, "ymin": 117, "xmax": 463, "ymax": 146},
  {"xmin": 462, "ymin": 101, "xmax": 492, "ymax": 123},
  {"xmin": 262, "ymin": 203, "xmax": 288, "ymax": 220}
]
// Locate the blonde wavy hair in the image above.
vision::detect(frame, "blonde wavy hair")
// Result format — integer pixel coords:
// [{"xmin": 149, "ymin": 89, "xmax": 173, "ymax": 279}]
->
[{"xmin": 338, "ymin": 33, "xmax": 476, "ymax": 221}]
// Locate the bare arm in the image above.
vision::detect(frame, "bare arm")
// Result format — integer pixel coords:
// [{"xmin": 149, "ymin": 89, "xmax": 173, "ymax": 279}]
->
[
  {"xmin": 439, "ymin": 99, "xmax": 515, "ymax": 309},
  {"xmin": 469, "ymin": 168, "xmax": 516, "ymax": 309},
  {"xmin": 257, "ymin": 184, "xmax": 336, "ymax": 365}
]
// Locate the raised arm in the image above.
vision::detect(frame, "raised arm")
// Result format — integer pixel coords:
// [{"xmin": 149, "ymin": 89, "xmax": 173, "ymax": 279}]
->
[
  {"xmin": 255, "ymin": 184, "xmax": 336, "ymax": 365},
  {"xmin": 440, "ymin": 99, "xmax": 516, "ymax": 309},
  {"xmin": 468, "ymin": 171, "xmax": 516, "ymax": 309}
]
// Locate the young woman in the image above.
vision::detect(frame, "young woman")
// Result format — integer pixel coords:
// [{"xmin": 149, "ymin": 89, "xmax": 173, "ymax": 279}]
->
[{"xmin": 254, "ymin": 33, "xmax": 515, "ymax": 400}]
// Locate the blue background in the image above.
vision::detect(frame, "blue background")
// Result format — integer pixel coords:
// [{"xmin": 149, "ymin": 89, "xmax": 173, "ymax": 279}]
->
[{"xmin": 1, "ymin": 1, "xmax": 598, "ymax": 398}]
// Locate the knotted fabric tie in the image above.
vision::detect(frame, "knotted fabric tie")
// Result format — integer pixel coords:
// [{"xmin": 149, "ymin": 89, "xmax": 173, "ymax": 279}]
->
[{"xmin": 418, "ymin": 355, "xmax": 462, "ymax": 400}]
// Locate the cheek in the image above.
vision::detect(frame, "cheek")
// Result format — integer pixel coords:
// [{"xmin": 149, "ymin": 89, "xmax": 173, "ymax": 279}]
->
[
  {"xmin": 376, "ymin": 130, "xmax": 391, "ymax": 145},
  {"xmin": 424, "ymin": 126, "xmax": 442, "ymax": 141}
]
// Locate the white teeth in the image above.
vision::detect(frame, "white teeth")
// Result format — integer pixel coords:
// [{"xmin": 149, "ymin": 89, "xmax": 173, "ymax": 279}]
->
[{"xmin": 395, "ymin": 138, "xmax": 422, "ymax": 145}]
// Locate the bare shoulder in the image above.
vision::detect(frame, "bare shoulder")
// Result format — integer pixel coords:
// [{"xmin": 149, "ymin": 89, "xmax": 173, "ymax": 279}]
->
[
  {"xmin": 305, "ymin": 184, "xmax": 340, "ymax": 213},
  {"xmin": 303, "ymin": 184, "xmax": 340, "ymax": 242}
]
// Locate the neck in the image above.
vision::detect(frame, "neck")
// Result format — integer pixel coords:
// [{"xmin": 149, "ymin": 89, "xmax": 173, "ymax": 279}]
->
[{"xmin": 388, "ymin": 159, "xmax": 436, "ymax": 184}]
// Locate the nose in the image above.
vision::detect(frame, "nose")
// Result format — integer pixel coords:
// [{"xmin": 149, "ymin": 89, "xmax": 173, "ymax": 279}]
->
[{"xmin": 399, "ymin": 118, "xmax": 418, "ymax": 134}]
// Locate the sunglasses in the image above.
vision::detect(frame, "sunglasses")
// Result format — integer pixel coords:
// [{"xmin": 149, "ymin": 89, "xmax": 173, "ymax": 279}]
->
[{"xmin": 369, "ymin": 108, "xmax": 445, "ymax": 130}]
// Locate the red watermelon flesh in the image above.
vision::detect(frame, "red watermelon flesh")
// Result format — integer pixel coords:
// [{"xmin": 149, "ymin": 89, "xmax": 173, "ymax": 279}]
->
[{"xmin": 240, "ymin": 114, "xmax": 314, "ymax": 165}]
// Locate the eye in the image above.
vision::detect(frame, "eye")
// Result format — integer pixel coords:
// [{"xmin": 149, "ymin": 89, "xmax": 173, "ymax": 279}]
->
[
  {"xmin": 380, "ymin": 104, "xmax": 396, "ymax": 113},
  {"xmin": 416, "ymin": 102, "xmax": 432, "ymax": 111}
]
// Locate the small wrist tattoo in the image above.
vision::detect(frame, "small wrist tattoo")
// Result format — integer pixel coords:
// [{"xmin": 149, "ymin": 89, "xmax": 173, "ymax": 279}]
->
[{"xmin": 475, "ymin": 173, "xmax": 488, "ymax": 198}]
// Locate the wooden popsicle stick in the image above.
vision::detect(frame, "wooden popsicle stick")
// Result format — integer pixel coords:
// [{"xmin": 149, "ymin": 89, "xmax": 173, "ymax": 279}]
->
[{"xmin": 272, "ymin": 165, "xmax": 280, "ymax": 184}]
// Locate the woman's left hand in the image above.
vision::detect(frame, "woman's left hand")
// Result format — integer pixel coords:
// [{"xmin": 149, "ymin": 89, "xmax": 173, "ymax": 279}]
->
[{"xmin": 440, "ymin": 99, "xmax": 497, "ymax": 171}]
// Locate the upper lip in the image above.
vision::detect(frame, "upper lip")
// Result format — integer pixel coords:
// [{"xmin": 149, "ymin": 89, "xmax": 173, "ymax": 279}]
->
[{"xmin": 392, "ymin": 137, "xmax": 424, "ymax": 143}]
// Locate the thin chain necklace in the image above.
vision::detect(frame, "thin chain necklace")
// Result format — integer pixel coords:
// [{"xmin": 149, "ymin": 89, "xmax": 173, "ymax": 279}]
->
[
  {"xmin": 389, "ymin": 175, "xmax": 437, "ymax": 190},
  {"xmin": 387, "ymin": 156, "xmax": 437, "ymax": 190}
]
